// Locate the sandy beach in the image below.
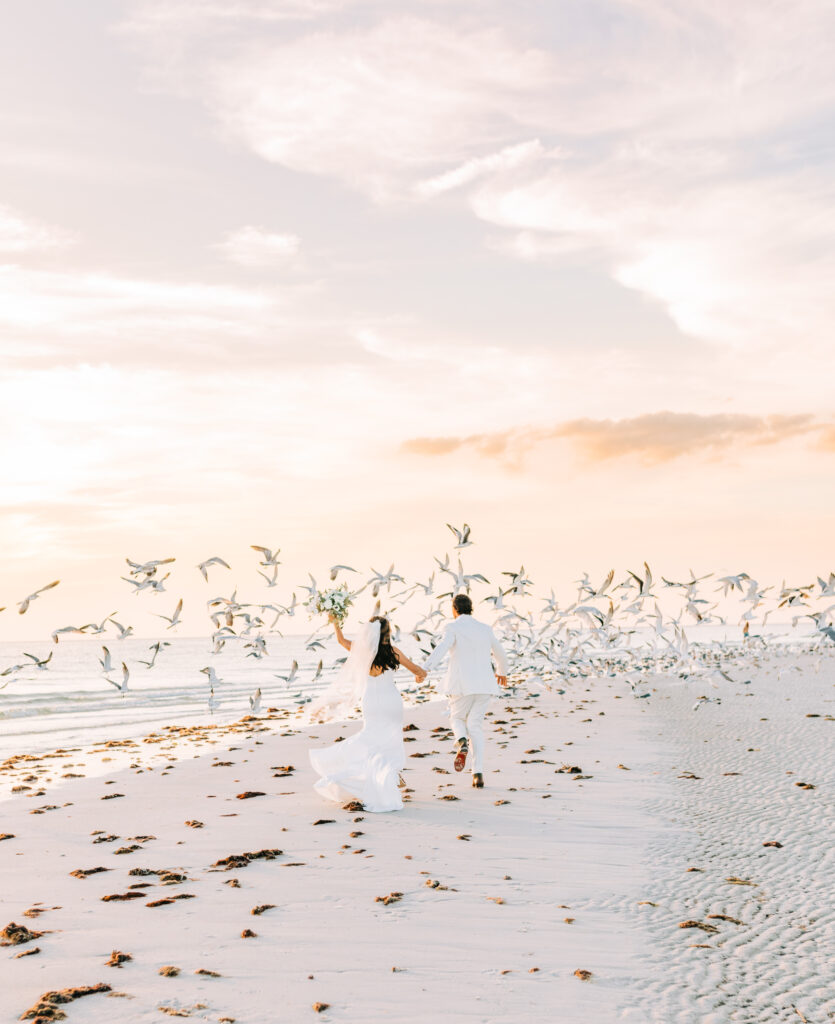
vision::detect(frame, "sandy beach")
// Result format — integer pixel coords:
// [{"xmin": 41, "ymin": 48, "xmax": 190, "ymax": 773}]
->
[
  {"xmin": 4, "ymin": 1, "xmax": 835, "ymax": 1019},
  {"xmin": 2, "ymin": 648, "xmax": 832, "ymax": 1024}
]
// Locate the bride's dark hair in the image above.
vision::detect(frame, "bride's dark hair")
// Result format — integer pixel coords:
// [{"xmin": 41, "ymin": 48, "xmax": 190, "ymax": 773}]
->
[{"xmin": 370, "ymin": 616, "xmax": 400, "ymax": 673}]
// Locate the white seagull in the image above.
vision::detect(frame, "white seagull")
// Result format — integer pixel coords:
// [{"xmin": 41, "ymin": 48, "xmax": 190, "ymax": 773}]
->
[
  {"xmin": 275, "ymin": 660, "xmax": 299, "ymax": 685},
  {"xmin": 197, "ymin": 557, "xmax": 231, "ymax": 581},
  {"xmin": 446, "ymin": 523, "xmax": 473, "ymax": 549},
  {"xmin": 121, "ymin": 573, "xmax": 170, "ymax": 594},
  {"xmin": 17, "ymin": 580, "xmax": 60, "ymax": 615},
  {"xmin": 51, "ymin": 624, "xmax": 90, "ymax": 644},
  {"xmin": 108, "ymin": 618, "xmax": 134, "ymax": 640},
  {"xmin": 99, "ymin": 646, "xmax": 114, "ymax": 674},
  {"xmin": 258, "ymin": 564, "xmax": 280, "ymax": 587},
  {"xmin": 138, "ymin": 640, "xmax": 169, "ymax": 669},
  {"xmin": 107, "ymin": 662, "xmax": 130, "ymax": 694},
  {"xmin": 329, "ymin": 564, "xmax": 358, "ymax": 581},
  {"xmin": 154, "ymin": 598, "xmax": 183, "ymax": 629},
  {"xmin": 125, "ymin": 557, "xmax": 175, "ymax": 577},
  {"xmin": 23, "ymin": 651, "xmax": 53, "ymax": 670},
  {"xmin": 251, "ymin": 545, "xmax": 281, "ymax": 567}
]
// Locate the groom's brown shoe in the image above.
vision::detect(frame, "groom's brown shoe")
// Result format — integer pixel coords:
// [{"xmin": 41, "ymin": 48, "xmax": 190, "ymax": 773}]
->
[
  {"xmin": 453, "ymin": 739, "xmax": 468, "ymax": 773},
  {"xmin": 472, "ymin": 773, "xmax": 484, "ymax": 788}
]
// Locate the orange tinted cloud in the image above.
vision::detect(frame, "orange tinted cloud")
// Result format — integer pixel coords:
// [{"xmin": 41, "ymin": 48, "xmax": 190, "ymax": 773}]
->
[
  {"xmin": 403, "ymin": 411, "xmax": 825, "ymax": 465},
  {"xmin": 815, "ymin": 424, "xmax": 835, "ymax": 451}
]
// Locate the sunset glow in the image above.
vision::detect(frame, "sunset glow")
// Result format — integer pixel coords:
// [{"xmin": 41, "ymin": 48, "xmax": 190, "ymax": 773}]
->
[{"xmin": 1, "ymin": 1, "xmax": 833, "ymax": 639}]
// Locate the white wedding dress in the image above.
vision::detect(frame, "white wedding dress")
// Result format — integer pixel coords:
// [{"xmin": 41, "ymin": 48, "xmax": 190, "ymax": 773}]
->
[{"xmin": 308, "ymin": 621, "xmax": 405, "ymax": 813}]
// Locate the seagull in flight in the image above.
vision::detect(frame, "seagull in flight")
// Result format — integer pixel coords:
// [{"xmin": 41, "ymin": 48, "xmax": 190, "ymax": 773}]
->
[
  {"xmin": 625, "ymin": 562, "xmax": 655, "ymax": 598},
  {"xmin": 81, "ymin": 612, "xmax": 118, "ymax": 635},
  {"xmin": 438, "ymin": 558, "xmax": 488, "ymax": 595},
  {"xmin": 154, "ymin": 598, "xmax": 183, "ymax": 629},
  {"xmin": 107, "ymin": 662, "xmax": 130, "ymax": 694},
  {"xmin": 816, "ymin": 573, "xmax": 835, "ymax": 597},
  {"xmin": 329, "ymin": 564, "xmax": 358, "ymax": 581},
  {"xmin": 661, "ymin": 570, "xmax": 713, "ymax": 590},
  {"xmin": 502, "ymin": 566, "xmax": 533, "ymax": 595},
  {"xmin": 108, "ymin": 618, "xmax": 134, "ymax": 640},
  {"xmin": 391, "ymin": 573, "xmax": 435, "ymax": 604},
  {"xmin": 197, "ymin": 556, "xmax": 231, "ymax": 581},
  {"xmin": 577, "ymin": 570, "xmax": 615, "ymax": 599},
  {"xmin": 244, "ymin": 635, "xmax": 268, "ymax": 659},
  {"xmin": 446, "ymin": 523, "xmax": 473, "ymax": 549},
  {"xmin": 258, "ymin": 564, "xmax": 280, "ymax": 587},
  {"xmin": 249, "ymin": 687, "xmax": 262, "ymax": 714},
  {"xmin": 275, "ymin": 660, "xmax": 299, "ymax": 685},
  {"xmin": 367, "ymin": 564, "xmax": 405, "ymax": 596},
  {"xmin": 121, "ymin": 573, "xmax": 170, "ymax": 594},
  {"xmin": 51, "ymin": 624, "xmax": 90, "ymax": 644},
  {"xmin": 200, "ymin": 666, "xmax": 222, "ymax": 686},
  {"xmin": 22, "ymin": 651, "xmax": 53, "ymax": 670},
  {"xmin": 300, "ymin": 573, "xmax": 318, "ymax": 603},
  {"xmin": 251, "ymin": 545, "xmax": 281, "ymax": 567},
  {"xmin": 138, "ymin": 640, "xmax": 170, "ymax": 669},
  {"xmin": 17, "ymin": 580, "xmax": 60, "ymax": 615},
  {"xmin": 125, "ymin": 557, "xmax": 175, "ymax": 577},
  {"xmin": 716, "ymin": 573, "xmax": 752, "ymax": 596}
]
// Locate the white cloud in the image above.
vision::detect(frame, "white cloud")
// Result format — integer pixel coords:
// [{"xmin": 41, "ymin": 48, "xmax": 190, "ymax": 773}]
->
[
  {"xmin": 458, "ymin": 0, "xmax": 835, "ymax": 350},
  {"xmin": 206, "ymin": 18, "xmax": 553, "ymax": 200},
  {"xmin": 216, "ymin": 225, "xmax": 301, "ymax": 267},
  {"xmin": 121, "ymin": 0, "xmax": 349, "ymax": 34},
  {"xmin": 0, "ymin": 265, "xmax": 272, "ymax": 335},
  {"xmin": 120, "ymin": 0, "xmax": 835, "ymax": 352},
  {"xmin": 471, "ymin": 152, "xmax": 835, "ymax": 349},
  {"xmin": 413, "ymin": 139, "xmax": 545, "ymax": 199},
  {"xmin": 0, "ymin": 204, "xmax": 74, "ymax": 253}
]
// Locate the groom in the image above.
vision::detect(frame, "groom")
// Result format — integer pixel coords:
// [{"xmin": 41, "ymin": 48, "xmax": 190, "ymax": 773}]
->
[{"xmin": 423, "ymin": 593, "xmax": 509, "ymax": 788}]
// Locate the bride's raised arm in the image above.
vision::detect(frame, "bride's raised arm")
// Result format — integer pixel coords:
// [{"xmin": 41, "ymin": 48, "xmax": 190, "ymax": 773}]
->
[
  {"xmin": 392, "ymin": 646, "xmax": 426, "ymax": 682},
  {"xmin": 329, "ymin": 613, "xmax": 352, "ymax": 650}
]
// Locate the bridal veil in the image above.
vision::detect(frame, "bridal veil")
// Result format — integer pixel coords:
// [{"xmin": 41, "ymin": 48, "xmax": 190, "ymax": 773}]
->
[{"xmin": 309, "ymin": 619, "xmax": 381, "ymax": 723}]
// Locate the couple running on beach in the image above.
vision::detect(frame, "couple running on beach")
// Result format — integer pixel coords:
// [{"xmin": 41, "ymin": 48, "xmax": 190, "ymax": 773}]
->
[{"xmin": 308, "ymin": 594, "xmax": 510, "ymax": 812}]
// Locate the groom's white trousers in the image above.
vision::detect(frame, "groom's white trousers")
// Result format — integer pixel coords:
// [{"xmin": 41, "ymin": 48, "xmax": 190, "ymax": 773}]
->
[{"xmin": 448, "ymin": 693, "xmax": 492, "ymax": 773}]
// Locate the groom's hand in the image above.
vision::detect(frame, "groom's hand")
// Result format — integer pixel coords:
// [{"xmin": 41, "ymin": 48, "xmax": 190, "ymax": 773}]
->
[{"xmin": 496, "ymin": 675, "xmax": 508, "ymax": 688}]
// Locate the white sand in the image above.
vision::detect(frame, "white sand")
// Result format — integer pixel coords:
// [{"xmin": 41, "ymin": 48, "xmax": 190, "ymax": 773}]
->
[
  {"xmin": 620, "ymin": 651, "xmax": 835, "ymax": 1024},
  {"xmin": 2, "ymin": 653, "xmax": 833, "ymax": 1023}
]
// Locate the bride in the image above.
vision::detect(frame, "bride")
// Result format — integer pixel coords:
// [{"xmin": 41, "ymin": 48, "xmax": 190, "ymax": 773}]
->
[{"xmin": 308, "ymin": 614, "xmax": 427, "ymax": 813}]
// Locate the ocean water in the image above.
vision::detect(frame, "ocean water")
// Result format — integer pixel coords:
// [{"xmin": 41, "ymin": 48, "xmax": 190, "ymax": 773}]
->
[
  {"xmin": 0, "ymin": 633, "xmax": 355, "ymax": 760},
  {"xmin": 0, "ymin": 621, "xmax": 818, "ymax": 761}
]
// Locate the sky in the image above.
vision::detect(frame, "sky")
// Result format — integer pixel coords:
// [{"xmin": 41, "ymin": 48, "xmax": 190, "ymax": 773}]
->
[{"xmin": 1, "ymin": 0, "xmax": 833, "ymax": 639}]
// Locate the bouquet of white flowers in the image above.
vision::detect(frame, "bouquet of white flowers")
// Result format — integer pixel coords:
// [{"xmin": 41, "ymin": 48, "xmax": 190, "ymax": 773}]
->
[{"xmin": 308, "ymin": 584, "xmax": 354, "ymax": 626}]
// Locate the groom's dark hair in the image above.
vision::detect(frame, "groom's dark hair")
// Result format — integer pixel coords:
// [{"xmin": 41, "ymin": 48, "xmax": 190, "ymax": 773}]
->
[{"xmin": 453, "ymin": 594, "xmax": 473, "ymax": 615}]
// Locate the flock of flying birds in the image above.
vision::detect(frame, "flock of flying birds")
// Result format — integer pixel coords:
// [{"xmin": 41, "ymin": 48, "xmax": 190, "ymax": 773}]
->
[{"xmin": 2, "ymin": 524, "xmax": 834, "ymax": 715}]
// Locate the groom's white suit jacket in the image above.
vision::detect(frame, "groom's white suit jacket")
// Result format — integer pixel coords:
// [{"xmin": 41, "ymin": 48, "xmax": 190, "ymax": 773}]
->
[{"xmin": 423, "ymin": 614, "xmax": 510, "ymax": 696}]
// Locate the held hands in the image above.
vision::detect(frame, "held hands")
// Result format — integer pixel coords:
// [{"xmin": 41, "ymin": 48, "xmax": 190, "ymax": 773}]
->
[{"xmin": 414, "ymin": 668, "xmax": 428, "ymax": 683}]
